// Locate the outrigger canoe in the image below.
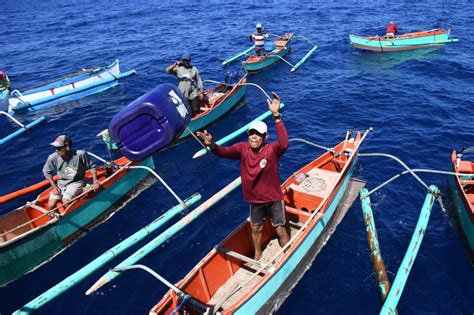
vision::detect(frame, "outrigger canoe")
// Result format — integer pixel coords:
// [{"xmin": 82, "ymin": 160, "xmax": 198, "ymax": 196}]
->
[
  {"xmin": 2, "ymin": 59, "xmax": 136, "ymax": 113},
  {"xmin": 151, "ymin": 131, "xmax": 367, "ymax": 314},
  {"xmin": 179, "ymin": 76, "xmax": 247, "ymax": 139},
  {"xmin": 0, "ymin": 155, "xmax": 153, "ymax": 286},
  {"xmin": 349, "ymin": 28, "xmax": 459, "ymax": 52},
  {"xmin": 243, "ymin": 33, "xmax": 293, "ymax": 73},
  {"xmin": 449, "ymin": 150, "xmax": 474, "ymax": 263}
]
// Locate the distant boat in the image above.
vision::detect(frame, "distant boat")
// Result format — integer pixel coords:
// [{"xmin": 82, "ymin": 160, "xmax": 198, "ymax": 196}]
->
[
  {"xmin": 1, "ymin": 60, "xmax": 136, "ymax": 113},
  {"xmin": 179, "ymin": 75, "xmax": 247, "ymax": 139},
  {"xmin": 151, "ymin": 131, "xmax": 367, "ymax": 315},
  {"xmin": 449, "ymin": 150, "xmax": 474, "ymax": 263},
  {"xmin": 349, "ymin": 29, "xmax": 458, "ymax": 52},
  {"xmin": 243, "ymin": 33, "xmax": 293, "ymax": 73},
  {"xmin": 0, "ymin": 155, "xmax": 153, "ymax": 286}
]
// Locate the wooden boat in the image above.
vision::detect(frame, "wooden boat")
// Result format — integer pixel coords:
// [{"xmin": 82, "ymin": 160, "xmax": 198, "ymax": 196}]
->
[
  {"xmin": 5, "ymin": 59, "xmax": 136, "ymax": 113},
  {"xmin": 243, "ymin": 33, "xmax": 293, "ymax": 73},
  {"xmin": 179, "ymin": 76, "xmax": 247, "ymax": 139},
  {"xmin": 151, "ymin": 132, "xmax": 366, "ymax": 314},
  {"xmin": 449, "ymin": 150, "xmax": 474, "ymax": 262},
  {"xmin": 349, "ymin": 28, "xmax": 458, "ymax": 52},
  {"xmin": 0, "ymin": 155, "xmax": 153, "ymax": 286}
]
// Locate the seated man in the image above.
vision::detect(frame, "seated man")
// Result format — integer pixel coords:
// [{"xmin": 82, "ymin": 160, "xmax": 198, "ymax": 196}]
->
[
  {"xmin": 249, "ymin": 23, "xmax": 269, "ymax": 57},
  {"xmin": 43, "ymin": 135, "xmax": 99, "ymax": 210},
  {"xmin": 386, "ymin": 21, "xmax": 398, "ymax": 37},
  {"xmin": 166, "ymin": 54, "xmax": 204, "ymax": 116}
]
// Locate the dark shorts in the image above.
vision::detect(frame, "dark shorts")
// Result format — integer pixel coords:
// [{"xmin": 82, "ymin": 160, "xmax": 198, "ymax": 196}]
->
[{"xmin": 249, "ymin": 200, "xmax": 286, "ymax": 227}]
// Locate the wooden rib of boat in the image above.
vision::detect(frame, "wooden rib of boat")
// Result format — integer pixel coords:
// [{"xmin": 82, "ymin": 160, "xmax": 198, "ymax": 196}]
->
[
  {"xmin": 449, "ymin": 150, "xmax": 474, "ymax": 263},
  {"xmin": 5, "ymin": 59, "xmax": 136, "ymax": 113},
  {"xmin": 179, "ymin": 76, "xmax": 247, "ymax": 139},
  {"xmin": 349, "ymin": 28, "xmax": 458, "ymax": 52},
  {"xmin": 0, "ymin": 155, "xmax": 153, "ymax": 286},
  {"xmin": 151, "ymin": 132, "xmax": 366, "ymax": 314},
  {"xmin": 243, "ymin": 33, "xmax": 293, "ymax": 73}
]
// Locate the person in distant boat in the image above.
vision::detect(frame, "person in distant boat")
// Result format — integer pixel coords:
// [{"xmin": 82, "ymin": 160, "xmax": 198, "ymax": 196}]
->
[
  {"xmin": 250, "ymin": 23, "xmax": 269, "ymax": 56},
  {"xmin": 386, "ymin": 21, "xmax": 398, "ymax": 37},
  {"xmin": 197, "ymin": 92, "xmax": 290, "ymax": 261},
  {"xmin": 166, "ymin": 53, "xmax": 204, "ymax": 116},
  {"xmin": 0, "ymin": 71, "xmax": 11, "ymax": 92},
  {"xmin": 43, "ymin": 135, "xmax": 99, "ymax": 211}
]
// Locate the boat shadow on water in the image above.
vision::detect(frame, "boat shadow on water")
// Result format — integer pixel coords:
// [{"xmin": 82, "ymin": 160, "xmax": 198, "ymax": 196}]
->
[{"xmin": 351, "ymin": 46, "xmax": 443, "ymax": 71}]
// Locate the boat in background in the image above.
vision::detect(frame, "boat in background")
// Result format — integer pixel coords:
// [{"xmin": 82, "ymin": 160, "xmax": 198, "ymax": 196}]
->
[
  {"xmin": 349, "ymin": 29, "xmax": 459, "ymax": 52},
  {"xmin": 179, "ymin": 75, "xmax": 247, "ymax": 139},
  {"xmin": 243, "ymin": 33, "xmax": 294, "ymax": 73},
  {"xmin": 0, "ymin": 155, "xmax": 153, "ymax": 286},
  {"xmin": 151, "ymin": 131, "xmax": 368, "ymax": 314},
  {"xmin": 449, "ymin": 150, "xmax": 474, "ymax": 263},
  {"xmin": 3, "ymin": 60, "xmax": 136, "ymax": 113}
]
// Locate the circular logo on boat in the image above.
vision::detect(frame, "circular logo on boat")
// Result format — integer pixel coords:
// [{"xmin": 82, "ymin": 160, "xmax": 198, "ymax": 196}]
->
[{"xmin": 259, "ymin": 159, "xmax": 267, "ymax": 169}]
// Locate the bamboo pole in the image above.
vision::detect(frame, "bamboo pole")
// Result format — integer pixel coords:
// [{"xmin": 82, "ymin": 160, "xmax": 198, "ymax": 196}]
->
[
  {"xmin": 14, "ymin": 193, "xmax": 201, "ymax": 315},
  {"xmin": 86, "ymin": 177, "xmax": 242, "ymax": 295}
]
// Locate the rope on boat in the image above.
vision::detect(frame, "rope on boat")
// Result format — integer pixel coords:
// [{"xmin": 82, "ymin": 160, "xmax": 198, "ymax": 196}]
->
[
  {"xmin": 110, "ymin": 264, "xmax": 208, "ymax": 313},
  {"xmin": 214, "ymin": 128, "xmax": 372, "ymax": 308}
]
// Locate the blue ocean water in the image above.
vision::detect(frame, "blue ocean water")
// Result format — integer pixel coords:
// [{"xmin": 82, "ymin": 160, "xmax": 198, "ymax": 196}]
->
[{"xmin": 1, "ymin": 0, "xmax": 473, "ymax": 314}]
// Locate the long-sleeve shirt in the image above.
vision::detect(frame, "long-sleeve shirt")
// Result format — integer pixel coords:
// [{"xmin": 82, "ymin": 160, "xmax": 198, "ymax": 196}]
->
[
  {"xmin": 43, "ymin": 150, "xmax": 96, "ymax": 187},
  {"xmin": 212, "ymin": 120, "xmax": 288, "ymax": 203},
  {"xmin": 386, "ymin": 24, "xmax": 398, "ymax": 34}
]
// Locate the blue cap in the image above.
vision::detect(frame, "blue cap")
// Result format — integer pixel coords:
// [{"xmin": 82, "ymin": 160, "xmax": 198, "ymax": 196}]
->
[{"xmin": 181, "ymin": 53, "xmax": 191, "ymax": 61}]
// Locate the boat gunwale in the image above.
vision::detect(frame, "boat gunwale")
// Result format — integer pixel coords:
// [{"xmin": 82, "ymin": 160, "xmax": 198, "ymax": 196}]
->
[
  {"xmin": 0, "ymin": 156, "xmax": 138, "ymax": 247},
  {"xmin": 152, "ymin": 135, "xmax": 363, "ymax": 314},
  {"xmin": 349, "ymin": 28, "xmax": 451, "ymax": 42},
  {"xmin": 451, "ymin": 150, "xmax": 474, "ymax": 224}
]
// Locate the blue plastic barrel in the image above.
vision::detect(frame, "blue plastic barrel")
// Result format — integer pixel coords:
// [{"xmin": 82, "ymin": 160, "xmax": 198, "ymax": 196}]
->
[{"xmin": 108, "ymin": 83, "xmax": 191, "ymax": 161}]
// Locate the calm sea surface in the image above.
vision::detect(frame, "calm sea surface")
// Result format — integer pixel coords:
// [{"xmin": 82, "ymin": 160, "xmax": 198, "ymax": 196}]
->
[{"xmin": 1, "ymin": 0, "xmax": 473, "ymax": 314}]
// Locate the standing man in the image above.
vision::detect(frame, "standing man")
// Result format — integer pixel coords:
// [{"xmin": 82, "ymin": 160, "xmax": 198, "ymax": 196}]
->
[
  {"xmin": 250, "ymin": 23, "xmax": 269, "ymax": 56},
  {"xmin": 386, "ymin": 21, "xmax": 398, "ymax": 37},
  {"xmin": 197, "ymin": 92, "xmax": 290, "ymax": 260},
  {"xmin": 43, "ymin": 135, "xmax": 99, "ymax": 210},
  {"xmin": 166, "ymin": 53, "xmax": 204, "ymax": 116}
]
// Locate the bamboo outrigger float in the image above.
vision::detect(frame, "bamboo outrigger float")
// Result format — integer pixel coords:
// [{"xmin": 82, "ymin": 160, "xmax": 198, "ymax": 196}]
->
[{"xmin": 0, "ymin": 111, "xmax": 46, "ymax": 145}]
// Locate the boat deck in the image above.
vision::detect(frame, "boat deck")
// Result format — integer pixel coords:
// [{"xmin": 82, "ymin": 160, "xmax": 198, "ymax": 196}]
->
[{"xmin": 208, "ymin": 221, "xmax": 303, "ymax": 310}]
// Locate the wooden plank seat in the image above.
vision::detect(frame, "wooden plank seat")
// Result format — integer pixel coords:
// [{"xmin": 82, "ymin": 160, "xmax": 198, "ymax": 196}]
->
[{"xmin": 215, "ymin": 245, "xmax": 269, "ymax": 272}]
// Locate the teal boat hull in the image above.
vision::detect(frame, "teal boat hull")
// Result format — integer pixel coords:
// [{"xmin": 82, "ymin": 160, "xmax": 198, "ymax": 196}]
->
[
  {"xmin": 350, "ymin": 29, "xmax": 458, "ymax": 52},
  {"xmin": 243, "ymin": 47, "xmax": 290, "ymax": 73},
  {"xmin": 234, "ymin": 158, "xmax": 357, "ymax": 314},
  {"xmin": 0, "ymin": 157, "xmax": 153, "ymax": 286},
  {"xmin": 179, "ymin": 83, "xmax": 246, "ymax": 139},
  {"xmin": 448, "ymin": 176, "xmax": 474, "ymax": 262}
]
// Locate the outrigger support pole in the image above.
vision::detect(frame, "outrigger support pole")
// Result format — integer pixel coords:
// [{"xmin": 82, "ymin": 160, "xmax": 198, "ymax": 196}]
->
[
  {"xmin": 86, "ymin": 176, "xmax": 242, "ymax": 295},
  {"xmin": 13, "ymin": 193, "xmax": 201, "ymax": 315},
  {"xmin": 86, "ymin": 152, "xmax": 187, "ymax": 209},
  {"xmin": 111, "ymin": 264, "xmax": 209, "ymax": 313},
  {"xmin": 222, "ymin": 45, "xmax": 256, "ymax": 66},
  {"xmin": 0, "ymin": 111, "xmax": 46, "ymax": 145}
]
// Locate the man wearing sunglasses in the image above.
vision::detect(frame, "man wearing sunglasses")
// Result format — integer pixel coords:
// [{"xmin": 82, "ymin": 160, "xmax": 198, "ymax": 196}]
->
[
  {"xmin": 43, "ymin": 135, "xmax": 99, "ymax": 211},
  {"xmin": 197, "ymin": 92, "xmax": 289, "ymax": 260}
]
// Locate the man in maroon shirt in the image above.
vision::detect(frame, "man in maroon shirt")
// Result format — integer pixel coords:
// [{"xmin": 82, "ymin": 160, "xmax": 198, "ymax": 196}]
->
[
  {"xmin": 386, "ymin": 21, "xmax": 398, "ymax": 37},
  {"xmin": 197, "ymin": 92, "xmax": 289, "ymax": 260}
]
